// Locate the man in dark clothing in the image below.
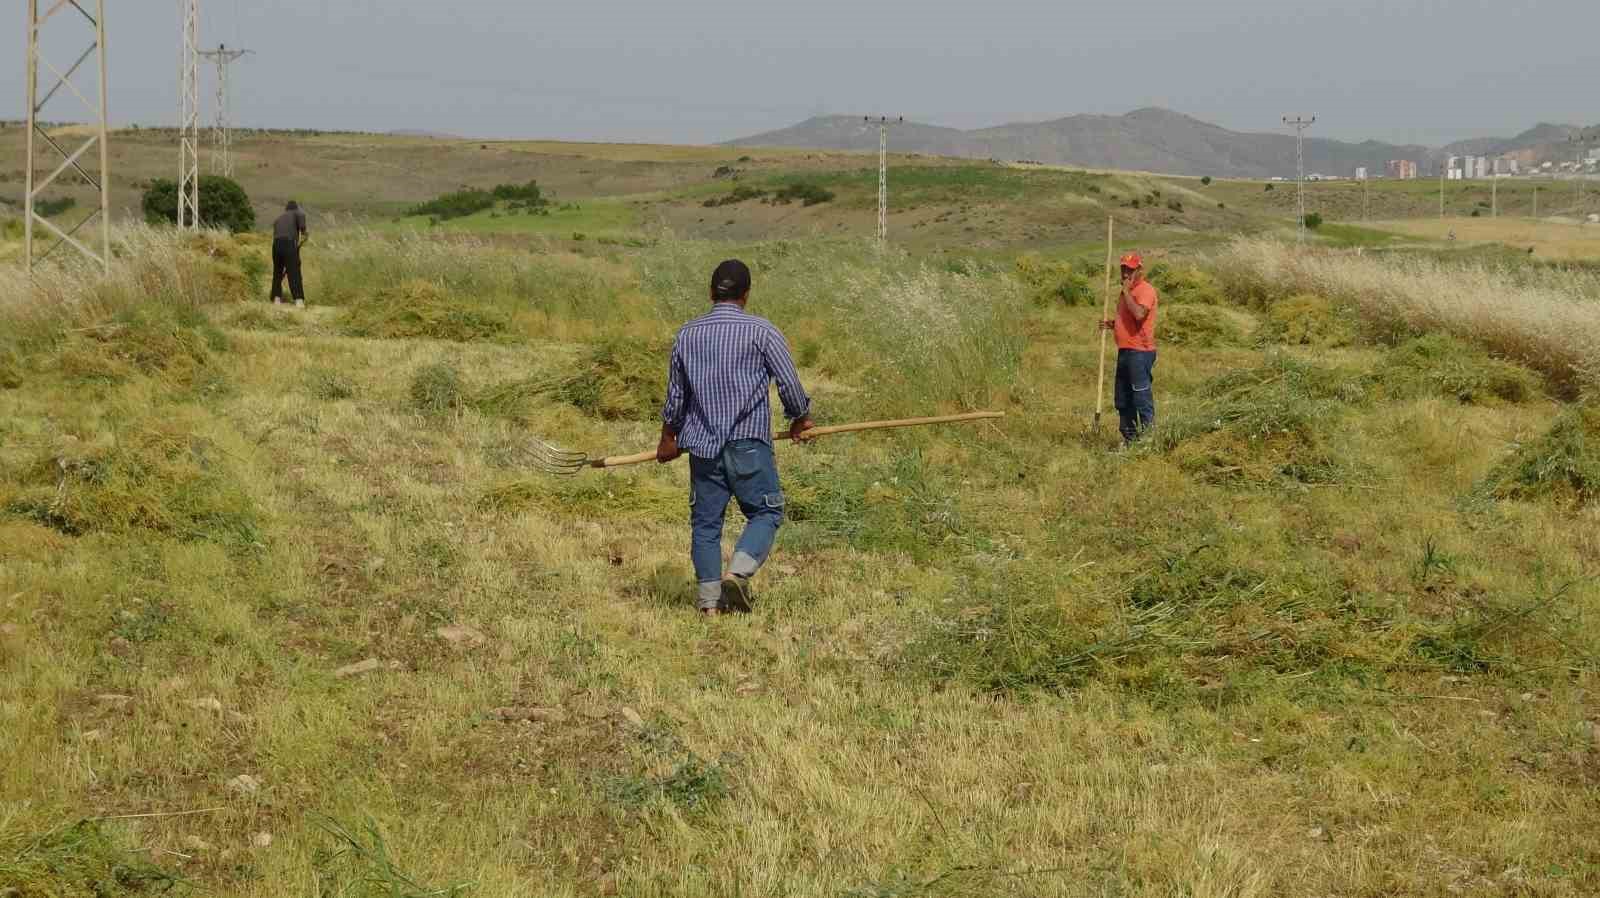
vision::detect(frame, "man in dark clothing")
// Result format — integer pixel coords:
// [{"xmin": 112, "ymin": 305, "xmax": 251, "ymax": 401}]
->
[
  {"xmin": 270, "ymin": 200, "xmax": 308, "ymax": 306},
  {"xmin": 657, "ymin": 260, "xmax": 814, "ymax": 616}
]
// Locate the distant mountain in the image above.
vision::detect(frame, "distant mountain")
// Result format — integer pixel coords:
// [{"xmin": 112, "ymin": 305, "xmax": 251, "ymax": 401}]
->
[
  {"xmin": 729, "ymin": 108, "xmax": 1437, "ymax": 179},
  {"xmin": 1441, "ymin": 123, "xmax": 1583, "ymax": 160},
  {"xmin": 389, "ymin": 129, "xmax": 460, "ymax": 139}
]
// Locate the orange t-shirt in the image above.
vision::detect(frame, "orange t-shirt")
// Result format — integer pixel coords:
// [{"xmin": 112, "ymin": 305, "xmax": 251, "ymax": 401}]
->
[{"xmin": 1114, "ymin": 279, "xmax": 1159, "ymax": 351}]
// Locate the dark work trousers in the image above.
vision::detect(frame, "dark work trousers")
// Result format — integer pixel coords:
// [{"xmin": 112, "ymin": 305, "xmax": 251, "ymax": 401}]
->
[
  {"xmin": 271, "ymin": 237, "xmax": 305, "ymax": 301},
  {"xmin": 1114, "ymin": 348, "xmax": 1157, "ymax": 443}
]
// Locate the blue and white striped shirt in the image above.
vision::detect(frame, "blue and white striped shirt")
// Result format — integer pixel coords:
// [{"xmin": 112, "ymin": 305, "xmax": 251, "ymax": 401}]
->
[{"xmin": 662, "ymin": 303, "xmax": 811, "ymax": 459}]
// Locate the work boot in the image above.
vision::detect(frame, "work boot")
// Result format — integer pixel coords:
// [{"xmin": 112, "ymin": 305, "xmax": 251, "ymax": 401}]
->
[
  {"xmin": 720, "ymin": 575, "xmax": 753, "ymax": 614},
  {"xmin": 294, "ymin": 299, "xmax": 305, "ymax": 309},
  {"xmin": 272, "ymin": 297, "xmax": 282, "ymax": 305}
]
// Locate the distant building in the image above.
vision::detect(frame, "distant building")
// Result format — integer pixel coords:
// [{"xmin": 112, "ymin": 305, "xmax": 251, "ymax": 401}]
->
[
  {"xmin": 1355, "ymin": 167, "xmax": 1368, "ymax": 180},
  {"xmin": 1386, "ymin": 159, "xmax": 1418, "ymax": 180},
  {"xmin": 1474, "ymin": 157, "xmax": 1489, "ymax": 179}
]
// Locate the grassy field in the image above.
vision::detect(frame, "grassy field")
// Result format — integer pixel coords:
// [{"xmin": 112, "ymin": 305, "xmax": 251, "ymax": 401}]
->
[
  {"xmin": 3, "ymin": 134, "xmax": 1600, "ymax": 897},
  {"xmin": 1369, "ymin": 217, "xmax": 1600, "ymax": 261}
]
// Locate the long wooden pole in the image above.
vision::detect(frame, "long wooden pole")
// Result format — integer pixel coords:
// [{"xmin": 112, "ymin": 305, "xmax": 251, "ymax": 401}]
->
[
  {"xmin": 592, "ymin": 412, "xmax": 1005, "ymax": 469},
  {"xmin": 1093, "ymin": 216, "xmax": 1115, "ymax": 428}
]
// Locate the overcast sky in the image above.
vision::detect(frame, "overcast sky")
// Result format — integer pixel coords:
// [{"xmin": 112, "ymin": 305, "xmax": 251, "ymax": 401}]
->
[{"xmin": 7, "ymin": 0, "xmax": 1596, "ymax": 147}]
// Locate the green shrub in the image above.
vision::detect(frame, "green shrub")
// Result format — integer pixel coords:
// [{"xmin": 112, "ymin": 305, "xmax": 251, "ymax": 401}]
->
[
  {"xmin": 1265, "ymin": 183, "xmax": 1275, "ymax": 191},
  {"xmin": 703, "ymin": 185, "xmax": 768, "ymax": 208},
  {"xmin": 1480, "ymin": 402, "xmax": 1599, "ymax": 506},
  {"xmin": 772, "ymin": 182, "xmax": 835, "ymax": 206},
  {"xmin": 1200, "ymin": 176, "xmax": 1213, "ymax": 186},
  {"xmin": 491, "ymin": 179, "xmax": 547, "ymax": 206},
  {"xmin": 34, "ymin": 196, "xmax": 77, "ymax": 217},
  {"xmin": 141, "ymin": 175, "xmax": 256, "ymax": 232},
  {"xmin": 1304, "ymin": 212, "xmax": 1324, "ymax": 229},
  {"xmin": 405, "ymin": 188, "xmax": 496, "ymax": 221}
]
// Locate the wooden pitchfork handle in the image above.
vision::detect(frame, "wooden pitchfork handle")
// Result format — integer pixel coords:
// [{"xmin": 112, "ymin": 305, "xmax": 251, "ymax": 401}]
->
[{"xmin": 590, "ymin": 411, "xmax": 1005, "ymax": 469}]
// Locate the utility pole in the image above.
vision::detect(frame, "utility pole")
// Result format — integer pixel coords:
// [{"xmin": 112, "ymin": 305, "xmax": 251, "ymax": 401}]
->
[
  {"xmin": 23, "ymin": 0, "xmax": 111, "ymax": 275},
  {"xmin": 1283, "ymin": 116, "xmax": 1315, "ymax": 242},
  {"xmin": 865, "ymin": 116, "xmax": 902, "ymax": 244},
  {"xmin": 179, "ymin": 0, "xmax": 201, "ymax": 230},
  {"xmin": 1363, "ymin": 175, "xmax": 1369, "ymax": 221},
  {"xmin": 1533, "ymin": 186, "xmax": 1538, "ymax": 219},
  {"xmin": 1439, "ymin": 164, "xmax": 1446, "ymax": 220},
  {"xmin": 1573, "ymin": 128, "xmax": 1597, "ymax": 215},
  {"xmin": 200, "ymin": 43, "xmax": 252, "ymax": 176},
  {"xmin": 1492, "ymin": 174, "xmax": 1498, "ymax": 218}
]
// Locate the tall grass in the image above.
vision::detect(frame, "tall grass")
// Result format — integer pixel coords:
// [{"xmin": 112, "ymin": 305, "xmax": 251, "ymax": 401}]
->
[
  {"xmin": 637, "ymin": 239, "xmax": 1025, "ymax": 415},
  {"xmin": 1214, "ymin": 237, "xmax": 1600, "ymax": 395},
  {"xmin": 0, "ymin": 225, "xmax": 253, "ymax": 354}
]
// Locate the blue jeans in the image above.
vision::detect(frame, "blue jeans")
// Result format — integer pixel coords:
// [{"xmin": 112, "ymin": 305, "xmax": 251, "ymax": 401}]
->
[
  {"xmin": 689, "ymin": 439, "xmax": 785, "ymax": 599},
  {"xmin": 1114, "ymin": 349, "xmax": 1157, "ymax": 443}
]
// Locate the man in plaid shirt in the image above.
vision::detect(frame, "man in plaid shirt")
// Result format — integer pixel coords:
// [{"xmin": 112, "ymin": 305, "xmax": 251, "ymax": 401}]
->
[{"xmin": 657, "ymin": 260, "xmax": 814, "ymax": 616}]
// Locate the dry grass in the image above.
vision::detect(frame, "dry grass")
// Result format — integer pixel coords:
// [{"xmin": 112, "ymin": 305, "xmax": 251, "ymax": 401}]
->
[{"xmin": 1215, "ymin": 237, "xmax": 1600, "ymax": 395}]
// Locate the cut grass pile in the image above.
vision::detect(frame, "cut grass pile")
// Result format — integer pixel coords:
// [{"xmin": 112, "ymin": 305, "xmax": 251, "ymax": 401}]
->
[
  {"xmin": 1260, "ymin": 293, "xmax": 1356, "ymax": 347},
  {"xmin": 1013, "ymin": 253, "xmax": 1094, "ymax": 307},
  {"xmin": 2, "ymin": 415, "xmax": 258, "ymax": 545},
  {"xmin": 1160, "ymin": 304, "xmax": 1252, "ymax": 347},
  {"xmin": 1481, "ymin": 401, "xmax": 1600, "ymax": 506},
  {"xmin": 1375, "ymin": 334, "xmax": 1541, "ymax": 406},
  {"xmin": 411, "ymin": 337, "xmax": 670, "ymax": 423},
  {"xmin": 0, "ymin": 820, "xmax": 182, "ymax": 898},
  {"xmin": 54, "ymin": 305, "xmax": 230, "ymax": 390},
  {"xmin": 1147, "ymin": 353, "xmax": 1358, "ymax": 485},
  {"xmin": 339, "ymin": 279, "xmax": 509, "ymax": 342}
]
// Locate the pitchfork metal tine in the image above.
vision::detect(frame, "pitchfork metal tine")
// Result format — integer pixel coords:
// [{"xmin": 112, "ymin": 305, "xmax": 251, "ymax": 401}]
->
[{"xmin": 525, "ymin": 437, "xmax": 590, "ymax": 476}]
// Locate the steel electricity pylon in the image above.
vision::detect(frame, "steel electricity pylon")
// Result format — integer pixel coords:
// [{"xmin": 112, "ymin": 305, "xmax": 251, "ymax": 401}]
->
[
  {"xmin": 23, "ymin": 0, "xmax": 112, "ymax": 274},
  {"xmin": 866, "ymin": 116, "xmax": 903, "ymax": 243},
  {"xmin": 178, "ymin": 0, "xmax": 201, "ymax": 230},
  {"xmin": 200, "ymin": 43, "xmax": 252, "ymax": 176},
  {"xmin": 1283, "ymin": 115, "xmax": 1315, "ymax": 243}
]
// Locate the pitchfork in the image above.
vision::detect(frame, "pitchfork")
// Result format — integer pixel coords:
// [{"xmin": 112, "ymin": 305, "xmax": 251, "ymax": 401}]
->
[{"xmin": 525, "ymin": 412, "xmax": 1004, "ymax": 475}]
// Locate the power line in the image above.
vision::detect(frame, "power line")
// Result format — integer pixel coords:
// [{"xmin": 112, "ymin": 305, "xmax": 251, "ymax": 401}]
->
[
  {"xmin": 23, "ymin": 0, "xmax": 111, "ymax": 275},
  {"xmin": 865, "ymin": 116, "xmax": 902, "ymax": 244},
  {"xmin": 1282, "ymin": 116, "xmax": 1315, "ymax": 243},
  {"xmin": 200, "ymin": 43, "xmax": 252, "ymax": 177}
]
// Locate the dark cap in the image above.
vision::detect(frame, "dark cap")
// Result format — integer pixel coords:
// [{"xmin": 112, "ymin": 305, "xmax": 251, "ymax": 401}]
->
[
  {"xmin": 286, "ymin": 200, "xmax": 299, "ymax": 210},
  {"xmin": 711, "ymin": 259, "xmax": 751, "ymax": 301}
]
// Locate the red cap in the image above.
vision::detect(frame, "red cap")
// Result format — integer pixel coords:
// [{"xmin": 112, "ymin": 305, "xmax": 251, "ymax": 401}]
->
[{"xmin": 1119, "ymin": 252, "xmax": 1143, "ymax": 270}]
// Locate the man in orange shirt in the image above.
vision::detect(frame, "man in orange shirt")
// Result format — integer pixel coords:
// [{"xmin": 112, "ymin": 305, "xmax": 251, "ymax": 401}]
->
[{"xmin": 1099, "ymin": 252, "xmax": 1159, "ymax": 443}]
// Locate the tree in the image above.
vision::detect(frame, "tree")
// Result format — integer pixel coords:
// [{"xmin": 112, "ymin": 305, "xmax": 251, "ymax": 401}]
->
[
  {"xmin": 142, "ymin": 175, "xmax": 256, "ymax": 233},
  {"xmin": 1304, "ymin": 212, "xmax": 1324, "ymax": 230},
  {"xmin": 1200, "ymin": 176, "xmax": 1212, "ymax": 186}
]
